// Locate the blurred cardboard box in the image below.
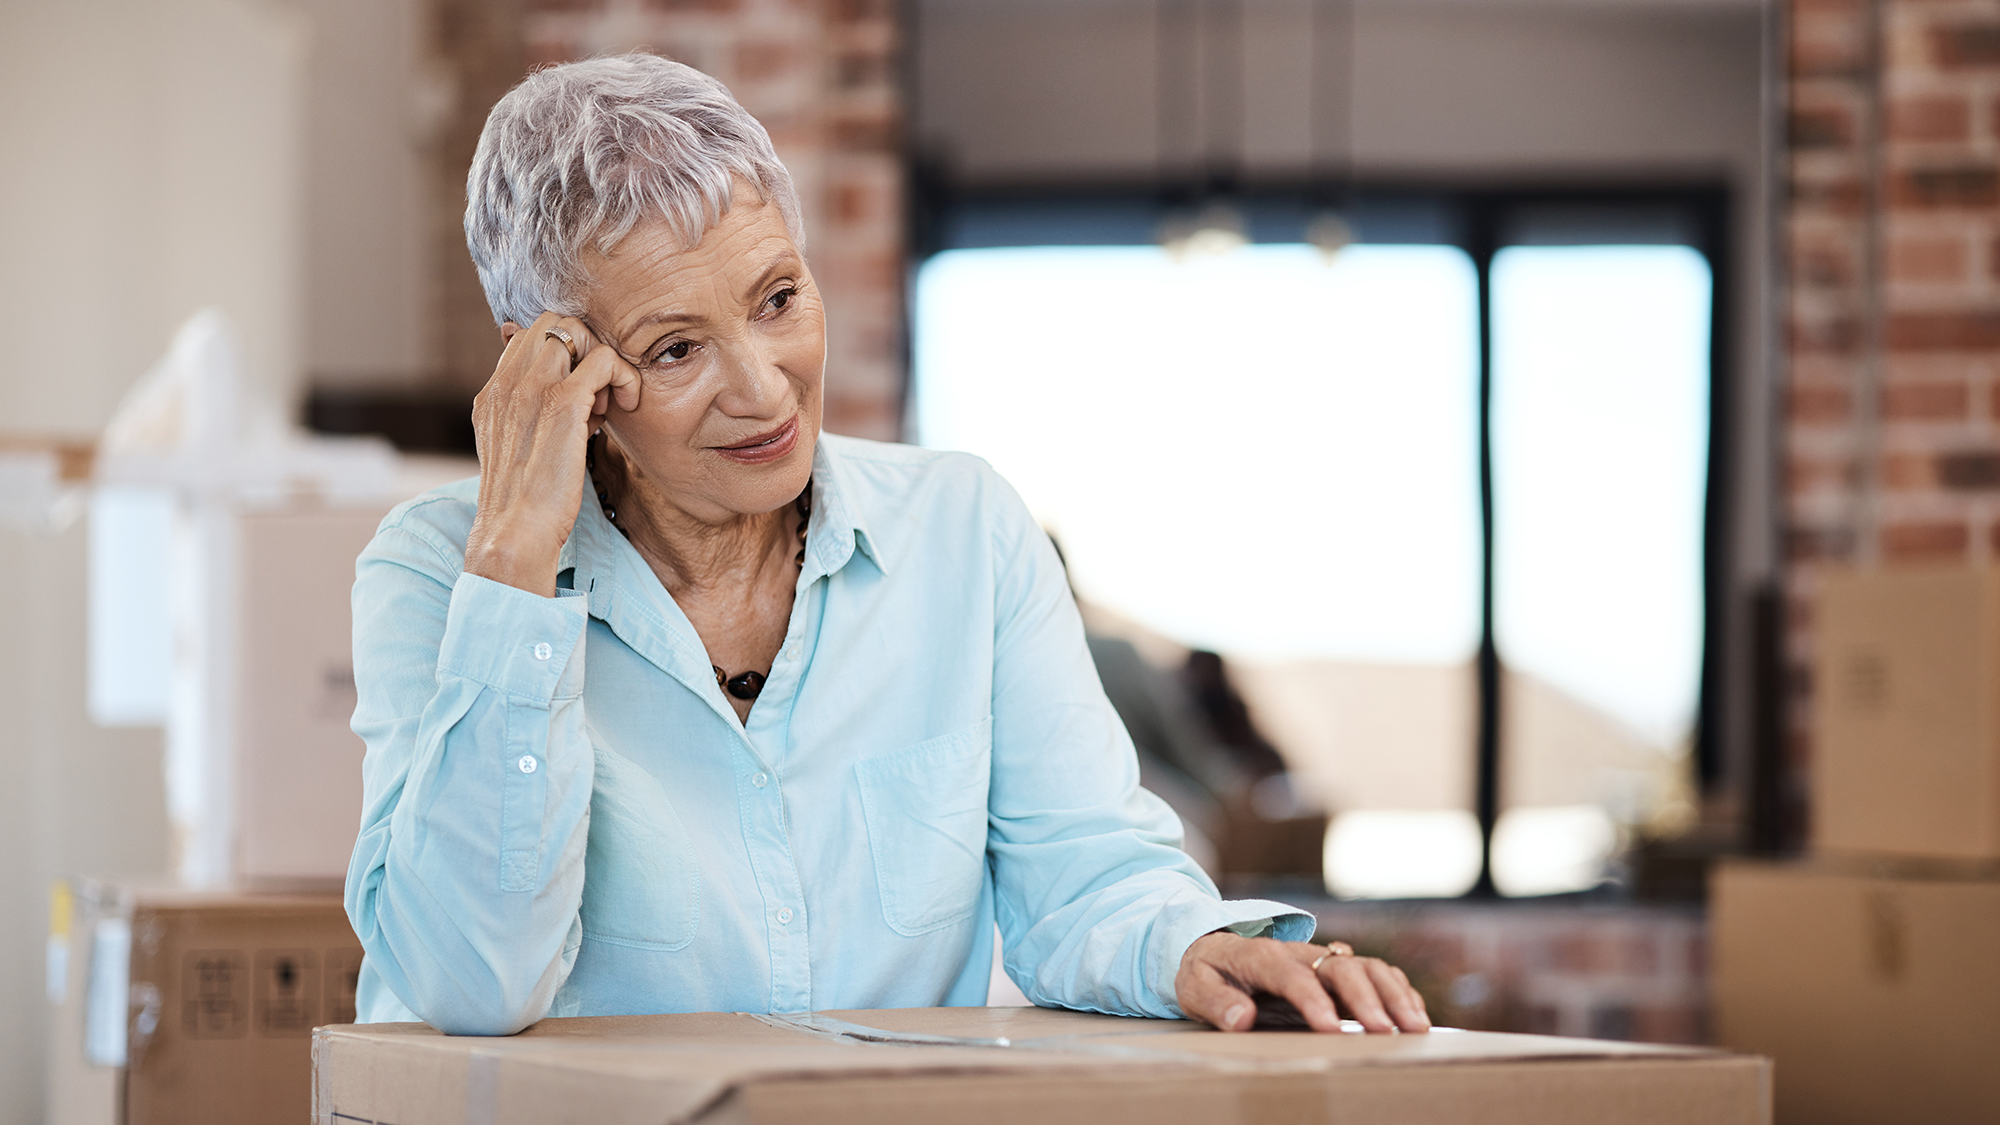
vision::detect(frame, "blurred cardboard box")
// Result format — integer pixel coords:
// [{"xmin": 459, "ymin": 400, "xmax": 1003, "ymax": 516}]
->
[
  {"xmin": 315, "ymin": 1005, "xmax": 1768, "ymax": 1125},
  {"xmin": 1711, "ymin": 859, "xmax": 2000, "ymax": 1125},
  {"xmin": 47, "ymin": 877, "xmax": 362, "ymax": 1125},
  {"xmin": 232, "ymin": 505, "xmax": 388, "ymax": 887},
  {"xmin": 1813, "ymin": 565, "xmax": 2000, "ymax": 860}
]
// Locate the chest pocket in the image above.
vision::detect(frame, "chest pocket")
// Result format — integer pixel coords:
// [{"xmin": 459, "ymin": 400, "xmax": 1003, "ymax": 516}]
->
[
  {"xmin": 854, "ymin": 717, "xmax": 994, "ymax": 937},
  {"xmin": 579, "ymin": 746, "xmax": 700, "ymax": 951}
]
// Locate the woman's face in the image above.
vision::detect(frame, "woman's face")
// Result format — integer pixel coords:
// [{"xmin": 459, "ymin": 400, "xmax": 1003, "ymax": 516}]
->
[{"xmin": 580, "ymin": 184, "xmax": 824, "ymax": 523}]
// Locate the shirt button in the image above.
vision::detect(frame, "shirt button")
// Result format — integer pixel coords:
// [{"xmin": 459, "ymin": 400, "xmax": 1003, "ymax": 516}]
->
[
  {"xmin": 533, "ymin": 642, "xmax": 552, "ymax": 661},
  {"xmin": 776, "ymin": 907, "xmax": 793, "ymax": 924},
  {"xmin": 752, "ymin": 771, "xmax": 769, "ymax": 788},
  {"xmin": 784, "ymin": 645, "xmax": 800, "ymax": 662},
  {"xmin": 517, "ymin": 755, "xmax": 538, "ymax": 774}
]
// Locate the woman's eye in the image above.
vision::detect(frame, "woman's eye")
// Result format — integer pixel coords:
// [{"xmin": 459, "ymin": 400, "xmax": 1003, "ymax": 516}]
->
[
  {"xmin": 765, "ymin": 287, "xmax": 795, "ymax": 314},
  {"xmin": 660, "ymin": 340, "xmax": 693, "ymax": 362}
]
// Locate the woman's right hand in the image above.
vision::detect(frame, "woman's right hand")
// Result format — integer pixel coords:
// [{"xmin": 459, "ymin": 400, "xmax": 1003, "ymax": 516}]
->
[{"xmin": 463, "ymin": 311, "xmax": 642, "ymax": 597}]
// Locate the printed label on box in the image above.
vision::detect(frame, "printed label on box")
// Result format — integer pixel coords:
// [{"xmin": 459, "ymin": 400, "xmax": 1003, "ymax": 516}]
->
[
  {"xmin": 255, "ymin": 949, "xmax": 319, "ymax": 1037},
  {"xmin": 183, "ymin": 950, "xmax": 248, "ymax": 1038}
]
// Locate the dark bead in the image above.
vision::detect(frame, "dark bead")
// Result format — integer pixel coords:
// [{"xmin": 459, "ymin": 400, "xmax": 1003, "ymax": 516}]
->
[
  {"xmin": 713, "ymin": 665, "xmax": 727, "ymax": 687},
  {"xmin": 726, "ymin": 670, "xmax": 766, "ymax": 700},
  {"xmin": 603, "ymin": 507, "xmax": 617, "ymax": 521}
]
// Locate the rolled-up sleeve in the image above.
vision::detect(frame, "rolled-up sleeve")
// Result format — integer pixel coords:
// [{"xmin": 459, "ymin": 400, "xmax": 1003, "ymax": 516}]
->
[
  {"xmin": 345, "ymin": 516, "xmax": 595, "ymax": 1036},
  {"xmin": 978, "ymin": 474, "xmax": 1315, "ymax": 1019}
]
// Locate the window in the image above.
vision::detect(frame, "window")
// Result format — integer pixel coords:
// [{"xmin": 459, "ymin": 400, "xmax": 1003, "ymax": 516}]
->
[
  {"xmin": 1491, "ymin": 244, "xmax": 1713, "ymax": 896},
  {"xmin": 910, "ymin": 188, "xmax": 1724, "ymax": 899}
]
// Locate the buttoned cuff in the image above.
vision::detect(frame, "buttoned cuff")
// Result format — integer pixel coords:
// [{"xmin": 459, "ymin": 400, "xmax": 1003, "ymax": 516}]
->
[
  {"xmin": 1155, "ymin": 896, "xmax": 1318, "ymax": 1016},
  {"xmin": 437, "ymin": 572, "xmax": 589, "ymax": 702}
]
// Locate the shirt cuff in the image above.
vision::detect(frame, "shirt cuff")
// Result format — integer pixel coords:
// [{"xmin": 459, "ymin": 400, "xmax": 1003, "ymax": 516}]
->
[
  {"xmin": 1154, "ymin": 894, "xmax": 1319, "ymax": 1016},
  {"xmin": 436, "ymin": 572, "xmax": 589, "ymax": 702}
]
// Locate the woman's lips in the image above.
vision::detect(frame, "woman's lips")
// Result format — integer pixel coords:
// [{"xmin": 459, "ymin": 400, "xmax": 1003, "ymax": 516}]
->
[{"xmin": 713, "ymin": 417, "xmax": 799, "ymax": 465}]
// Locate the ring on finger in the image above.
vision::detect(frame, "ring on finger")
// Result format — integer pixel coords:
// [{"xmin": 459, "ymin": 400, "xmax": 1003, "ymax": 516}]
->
[
  {"xmin": 1309, "ymin": 941, "xmax": 1356, "ymax": 972},
  {"xmin": 544, "ymin": 325, "xmax": 580, "ymax": 369}
]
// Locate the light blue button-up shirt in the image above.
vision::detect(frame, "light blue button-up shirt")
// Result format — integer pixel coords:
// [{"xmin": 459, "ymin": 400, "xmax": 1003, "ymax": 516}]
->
[{"xmin": 345, "ymin": 433, "xmax": 1313, "ymax": 1035}]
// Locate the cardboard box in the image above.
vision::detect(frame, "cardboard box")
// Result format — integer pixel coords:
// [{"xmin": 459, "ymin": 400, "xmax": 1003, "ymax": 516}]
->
[
  {"xmin": 232, "ymin": 506, "xmax": 386, "ymax": 887},
  {"xmin": 315, "ymin": 1005, "xmax": 1767, "ymax": 1125},
  {"xmin": 1711, "ymin": 859, "xmax": 2000, "ymax": 1125},
  {"xmin": 1813, "ymin": 565, "xmax": 2000, "ymax": 859},
  {"xmin": 47, "ymin": 878, "xmax": 363, "ymax": 1125}
]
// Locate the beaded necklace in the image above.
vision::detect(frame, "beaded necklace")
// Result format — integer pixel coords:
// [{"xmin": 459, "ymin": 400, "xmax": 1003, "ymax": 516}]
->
[{"xmin": 586, "ymin": 433, "xmax": 812, "ymax": 701}]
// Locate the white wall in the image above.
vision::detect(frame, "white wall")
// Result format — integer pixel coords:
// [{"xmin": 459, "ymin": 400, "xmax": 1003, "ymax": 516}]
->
[{"xmin": 0, "ymin": 0, "xmax": 307, "ymax": 434}]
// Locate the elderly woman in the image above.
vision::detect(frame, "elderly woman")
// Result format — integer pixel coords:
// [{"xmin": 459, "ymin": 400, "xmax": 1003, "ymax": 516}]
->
[{"xmin": 345, "ymin": 53, "xmax": 1429, "ymax": 1037}]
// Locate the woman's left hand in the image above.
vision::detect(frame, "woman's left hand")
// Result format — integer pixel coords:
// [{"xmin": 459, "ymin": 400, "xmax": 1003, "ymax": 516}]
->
[{"xmin": 1175, "ymin": 931, "xmax": 1432, "ymax": 1033}]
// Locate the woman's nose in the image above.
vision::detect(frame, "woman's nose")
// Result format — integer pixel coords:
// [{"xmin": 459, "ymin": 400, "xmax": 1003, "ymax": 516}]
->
[{"xmin": 711, "ymin": 332, "xmax": 790, "ymax": 415}]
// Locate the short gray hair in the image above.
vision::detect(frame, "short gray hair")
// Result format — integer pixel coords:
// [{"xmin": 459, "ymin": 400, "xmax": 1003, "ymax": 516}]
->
[{"xmin": 465, "ymin": 53, "xmax": 805, "ymax": 326}]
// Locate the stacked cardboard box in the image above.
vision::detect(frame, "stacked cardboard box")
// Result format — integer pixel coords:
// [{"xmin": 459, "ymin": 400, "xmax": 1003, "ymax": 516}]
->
[
  {"xmin": 47, "ymin": 878, "xmax": 363, "ymax": 1125},
  {"xmin": 47, "ymin": 496, "xmax": 402, "ymax": 1122},
  {"xmin": 1712, "ymin": 566, "xmax": 2000, "ymax": 1124}
]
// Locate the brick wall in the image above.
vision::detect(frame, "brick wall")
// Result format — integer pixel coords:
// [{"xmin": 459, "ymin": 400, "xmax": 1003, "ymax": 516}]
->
[
  {"xmin": 1786, "ymin": 0, "xmax": 2000, "ymax": 837},
  {"xmin": 423, "ymin": 0, "xmax": 904, "ymax": 441},
  {"xmin": 1313, "ymin": 901, "xmax": 1709, "ymax": 1044}
]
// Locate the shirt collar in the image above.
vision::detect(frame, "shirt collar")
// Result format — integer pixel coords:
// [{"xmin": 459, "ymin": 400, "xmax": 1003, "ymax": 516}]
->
[
  {"xmin": 558, "ymin": 429, "xmax": 887, "ymax": 597},
  {"xmin": 804, "ymin": 433, "xmax": 888, "ymax": 580}
]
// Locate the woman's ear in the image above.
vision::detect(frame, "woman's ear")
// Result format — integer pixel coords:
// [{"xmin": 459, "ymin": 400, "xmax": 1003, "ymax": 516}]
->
[{"xmin": 500, "ymin": 321, "xmax": 522, "ymax": 345}]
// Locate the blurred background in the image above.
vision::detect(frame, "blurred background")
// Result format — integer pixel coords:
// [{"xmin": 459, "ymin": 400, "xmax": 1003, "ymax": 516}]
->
[{"xmin": 3, "ymin": 0, "xmax": 1996, "ymax": 1121}]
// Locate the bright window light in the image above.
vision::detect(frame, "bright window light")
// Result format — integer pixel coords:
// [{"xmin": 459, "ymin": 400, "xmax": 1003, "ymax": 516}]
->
[
  {"xmin": 913, "ymin": 244, "xmax": 1481, "ymax": 663},
  {"xmin": 1323, "ymin": 810, "xmax": 1483, "ymax": 899},
  {"xmin": 1491, "ymin": 805, "xmax": 1618, "ymax": 897},
  {"xmin": 1491, "ymin": 246, "xmax": 1712, "ymax": 750}
]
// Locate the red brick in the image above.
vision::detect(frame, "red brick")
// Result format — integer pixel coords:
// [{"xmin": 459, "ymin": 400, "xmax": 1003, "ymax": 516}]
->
[
  {"xmin": 1792, "ymin": 0, "xmax": 1871, "ymax": 77},
  {"xmin": 1882, "ymin": 519, "xmax": 1970, "ymax": 560},
  {"xmin": 1795, "ymin": 237, "xmax": 1861, "ymax": 286},
  {"xmin": 1881, "ymin": 451, "xmax": 1939, "ymax": 490},
  {"xmin": 1792, "ymin": 312, "xmax": 1864, "ymax": 354},
  {"xmin": 1932, "ymin": 23, "xmax": 2000, "ymax": 69},
  {"xmin": 1886, "ymin": 309, "xmax": 2000, "ymax": 349},
  {"xmin": 832, "ymin": 115, "xmax": 899, "ymax": 154},
  {"xmin": 1938, "ymin": 451, "xmax": 2000, "ymax": 490},
  {"xmin": 1887, "ymin": 94, "xmax": 1971, "ymax": 143},
  {"xmin": 1789, "ymin": 524, "xmax": 1858, "ymax": 562},
  {"xmin": 1792, "ymin": 105, "xmax": 1857, "ymax": 149},
  {"xmin": 821, "ymin": 392, "xmax": 899, "ymax": 441},
  {"xmin": 1891, "ymin": 165, "xmax": 2000, "ymax": 209},
  {"xmin": 733, "ymin": 41, "xmax": 801, "ymax": 83},
  {"xmin": 1889, "ymin": 234, "xmax": 1968, "ymax": 282},
  {"xmin": 1788, "ymin": 453, "xmax": 1851, "ymax": 493},
  {"xmin": 1791, "ymin": 382, "xmax": 1853, "ymax": 423},
  {"xmin": 1791, "ymin": 174, "xmax": 1869, "ymax": 216},
  {"xmin": 1881, "ymin": 380, "xmax": 1969, "ymax": 421},
  {"xmin": 833, "ymin": 181, "xmax": 882, "ymax": 223},
  {"xmin": 836, "ymin": 46, "xmax": 894, "ymax": 90}
]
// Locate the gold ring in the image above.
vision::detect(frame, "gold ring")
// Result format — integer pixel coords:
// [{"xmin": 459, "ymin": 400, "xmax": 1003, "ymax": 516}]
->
[
  {"xmin": 1309, "ymin": 941, "xmax": 1355, "ymax": 972},
  {"xmin": 544, "ymin": 325, "xmax": 579, "ymax": 368}
]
